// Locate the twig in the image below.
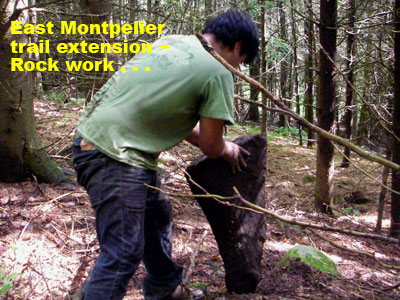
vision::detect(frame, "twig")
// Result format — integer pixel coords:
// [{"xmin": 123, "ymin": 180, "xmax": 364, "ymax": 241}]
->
[
  {"xmin": 19, "ymin": 191, "xmax": 85, "ymax": 241},
  {"xmin": 195, "ymin": 33, "xmax": 400, "ymax": 172},
  {"xmin": 183, "ymin": 230, "xmax": 208, "ymax": 286},
  {"xmin": 144, "ymin": 183, "xmax": 236, "ymax": 201},
  {"xmin": 22, "ymin": 272, "xmax": 41, "ymax": 300},
  {"xmin": 233, "ymin": 94, "xmax": 286, "ymax": 114},
  {"xmin": 50, "ymin": 223, "xmax": 85, "ymax": 245},
  {"xmin": 383, "ymin": 281, "xmax": 400, "ymax": 291},
  {"xmin": 64, "ymin": 255, "xmax": 91, "ymax": 300},
  {"xmin": 231, "ymin": 187, "xmax": 400, "ymax": 245},
  {"xmin": 316, "ymin": 39, "xmax": 400, "ymax": 144},
  {"xmin": 148, "ymin": 177, "xmax": 400, "ymax": 245},
  {"xmin": 38, "ymin": 255, "xmax": 55, "ymax": 300},
  {"xmin": 336, "ymin": 276, "xmax": 400, "ymax": 298},
  {"xmin": 144, "ymin": 181, "xmax": 261, "ymax": 215},
  {"xmin": 332, "ymin": 143, "xmax": 400, "ymax": 195},
  {"xmin": 34, "ymin": 125, "xmax": 76, "ymax": 151},
  {"xmin": 309, "ymin": 229, "xmax": 400, "ymax": 270}
]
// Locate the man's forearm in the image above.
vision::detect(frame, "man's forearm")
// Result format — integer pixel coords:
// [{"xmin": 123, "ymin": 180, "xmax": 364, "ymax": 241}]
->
[
  {"xmin": 185, "ymin": 127, "xmax": 200, "ymax": 147},
  {"xmin": 185, "ymin": 122, "xmax": 225, "ymax": 158}
]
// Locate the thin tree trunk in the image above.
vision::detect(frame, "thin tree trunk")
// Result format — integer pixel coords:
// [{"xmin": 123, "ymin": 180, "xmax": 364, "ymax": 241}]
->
[
  {"xmin": 290, "ymin": 0, "xmax": 301, "ymax": 145},
  {"xmin": 341, "ymin": 0, "xmax": 356, "ymax": 168},
  {"xmin": 357, "ymin": 102, "xmax": 369, "ymax": 145},
  {"xmin": 304, "ymin": 0, "xmax": 314, "ymax": 147},
  {"xmin": 79, "ymin": 0, "xmax": 112, "ymax": 102},
  {"xmin": 247, "ymin": 56, "xmax": 260, "ymax": 122},
  {"xmin": 376, "ymin": 149, "xmax": 391, "ymax": 233},
  {"xmin": 315, "ymin": 0, "xmax": 337, "ymax": 214},
  {"xmin": 277, "ymin": 0, "xmax": 288, "ymax": 128},
  {"xmin": 261, "ymin": 0, "xmax": 267, "ymax": 133},
  {"xmin": 390, "ymin": 0, "xmax": 400, "ymax": 238}
]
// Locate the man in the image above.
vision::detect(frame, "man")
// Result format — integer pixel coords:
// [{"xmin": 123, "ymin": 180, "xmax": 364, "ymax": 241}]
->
[{"xmin": 72, "ymin": 9, "xmax": 259, "ymax": 300}]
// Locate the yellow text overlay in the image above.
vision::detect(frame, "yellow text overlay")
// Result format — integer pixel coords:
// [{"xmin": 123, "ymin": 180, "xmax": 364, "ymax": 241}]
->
[{"xmin": 9, "ymin": 20, "xmax": 168, "ymax": 72}]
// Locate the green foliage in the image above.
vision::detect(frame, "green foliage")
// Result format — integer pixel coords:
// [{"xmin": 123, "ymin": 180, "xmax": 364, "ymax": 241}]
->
[
  {"xmin": 54, "ymin": 117, "xmax": 74, "ymax": 128},
  {"xmin": 43, "ymin": 90, "xmax": 65, "ymax": 103},
  {"xmin": 249, "ymin": 0, "xmax": 275, "ymax": 15},
  {"xmin": 344, "ymin": 206, "xmax": 361, "ymax": 216},
  {"xmin": 277, "ymin": 245, "xmax": 338, "ymax": 276},
  {"xmin": 267, "ymin": 37, "xmax": 291, "ymax": 62},
  {"xmin": 265, "ymin": 1, "xmax": 276, "ymax": 9},
  {"xmin": 303, "ymin": 175, "xmax": 315, "ymax": 182},
  {"xmin": 67, "ymin": 97, "xmax": 86, "ymax": 106},
  {"xmin": 156, "ymin": 158, "xmax": 167, "ymax": 166},
  {"xmin": 0, "ymin": 266, "xmax": 22, "ymax": 296},
  {"xmin": 277, "ymin": 220, "xmax": 286, "ymax": 230},
  {"xmin": 226, "ymin": 123, "xmax": 260, "ymax": 138},
  {"xmin": 238, "ymin": 124, "xmax": 260, "ymax": 135},
  {"xmin": 188, "ymin": 281, "xmax": 208, "ymax": 288},
  {"xmin": 269, "ymin": 126, "xmax": 307, "ymax": 140},
  {"xmin": 42, "ymin": 90, "xmax": 85, "ymax": 107},
  {"xmin": 248, "ymin": 0, "xmax": 262, "ymax": 16},
  {"xmin": 292, "ymin": 225, "xmax": 302, "ymax": 234}
]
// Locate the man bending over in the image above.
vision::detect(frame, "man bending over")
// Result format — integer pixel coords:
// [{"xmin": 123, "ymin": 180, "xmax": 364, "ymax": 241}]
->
[{"xmin": 72, "ymin": 9, "xmax": 259, "ymax": 300}]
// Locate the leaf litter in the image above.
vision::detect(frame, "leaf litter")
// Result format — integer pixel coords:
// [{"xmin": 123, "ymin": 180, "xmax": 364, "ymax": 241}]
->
[{"xmin": 0, "ymin": 100, "xmax": 399, "ymax": 299}]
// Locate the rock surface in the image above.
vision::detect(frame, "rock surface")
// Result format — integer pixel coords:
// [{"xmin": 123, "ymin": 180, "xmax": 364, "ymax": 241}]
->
[{"xmin": 186, "ymin": 134, "xmax": 268, "ymax": 293}]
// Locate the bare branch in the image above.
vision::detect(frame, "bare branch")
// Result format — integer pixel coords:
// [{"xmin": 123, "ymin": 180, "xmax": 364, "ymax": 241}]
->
[{"xmin": 195, "ymin": 33, "xmax": 400, "ymax": 172}]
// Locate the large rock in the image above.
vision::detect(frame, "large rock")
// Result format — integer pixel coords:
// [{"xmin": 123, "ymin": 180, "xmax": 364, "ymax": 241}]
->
[{"xmin": 186, "ymin": 134, "xmax": 268, "ymax": 293}]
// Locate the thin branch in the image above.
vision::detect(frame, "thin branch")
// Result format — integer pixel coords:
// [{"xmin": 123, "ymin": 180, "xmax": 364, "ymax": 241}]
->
[
  {"xmin": 332, "ymin": 143, "xmax": 400, "ymax": 195},
  {"xmin": 317, "ymin": 40, "xmax": 400, "ymax": 144},
  {"xmin": 195, "ymin": 33, "xmax": 400, "ymax": 172},
  {"xmin": 144, "ymin": 183, "xmax": 236, "ymax": 201},
  {"xmin": 232, "ymin": 187, "xmax": 400, "ymax": 245},
  {"xmin": 147, "ymin": 178, "xmax": 400, "ymax": 245},
  {"xmin": 310, "ymin": 229, "xmax": 400, "ymax": 270},
  {"xmin": 144, "ymin": 183, "xmax": 261, "ymax": 215},
  {"xmin": 233, "ymin": 94, "xmax": 286, "ymax": 114},
  {"xmin": 182, "ymin": 230, "xmax": 208, "ymax": 286}
]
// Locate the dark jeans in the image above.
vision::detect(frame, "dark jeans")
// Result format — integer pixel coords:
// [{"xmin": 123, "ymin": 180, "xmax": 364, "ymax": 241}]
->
[{"xmin": 72, "ymin": 137, "xmax": 183, "ymax": 300}]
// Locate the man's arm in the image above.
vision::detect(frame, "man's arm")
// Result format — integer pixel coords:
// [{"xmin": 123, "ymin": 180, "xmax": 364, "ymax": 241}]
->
[{"xmin": 185, "ymin": 117, "xmax": 249, "ymax": 172}]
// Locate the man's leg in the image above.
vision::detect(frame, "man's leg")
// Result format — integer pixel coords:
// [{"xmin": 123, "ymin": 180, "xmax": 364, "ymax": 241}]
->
[
  {"xmin": 142, "ymin": 177, "xmax": 184, "ymax": 300},
  {"xmin": 73, "ymin": 142, "xmax": 155, "ymax": 300}
]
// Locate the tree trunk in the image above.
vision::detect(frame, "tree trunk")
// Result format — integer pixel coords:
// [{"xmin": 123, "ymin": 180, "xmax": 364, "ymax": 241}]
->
[
  {"xmin": 79, "ymin": 0, "xmax": 112, "ymax": 101},
  {"xmin": 357, "ymin": 102, "xmax": 369, "ymax": 145},
  {"xmin": 0, "ymin": 1, "xmax": 68, "ymax": 184},
  {"xmin": 247, "ymin": 56, "xmax": 260, "ymax": 122},
  {"xmin": 390, "ymin": 0, "xmax": 400, "ymax": 238},
  {"xmin": 261, "ymin": 0, "xmax": 267, "ymax": 133},
  {"xmin": 376, "ymin": 149, "xmax": 391, "ymax": 233},
  {"xmin": 304, "ymin": 0, "xmax": 314, "ymax": 147},
  {"xmin": 290, "ymin": 0, "xmax": 301, "ymax": 145},
  {"xmin": 277, "ymin": 0, "xmax": 288, "ymax": 128},
  {"xmin": 341, "ymin": 0, "xmax": 356, "ymax": 168},
  {"xmin": 315, "ymin": 0, "xmax": 337, "ymax": 214}
]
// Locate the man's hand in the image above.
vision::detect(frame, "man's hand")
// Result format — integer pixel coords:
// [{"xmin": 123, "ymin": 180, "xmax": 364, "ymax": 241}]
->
[
  {"xmin": 222, "ymin": 141, "xmax": 250, "ymax": 173},
  {"xmin": 186, "ymin": 117, "xmax": 250, "ymax": 173}
]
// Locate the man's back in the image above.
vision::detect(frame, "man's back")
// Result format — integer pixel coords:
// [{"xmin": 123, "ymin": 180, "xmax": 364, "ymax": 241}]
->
[{"xmin": 77, "ymin": 35, "xmax": 234, "ymax": 170}]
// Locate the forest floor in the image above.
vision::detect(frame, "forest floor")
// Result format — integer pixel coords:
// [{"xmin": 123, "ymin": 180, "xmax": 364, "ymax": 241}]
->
[{"xmin": 1, "ymin": 97, "xmax": 400, "ymax": 300}]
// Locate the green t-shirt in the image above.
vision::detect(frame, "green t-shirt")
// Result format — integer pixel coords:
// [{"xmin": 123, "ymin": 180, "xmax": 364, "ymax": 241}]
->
[{"xmin": 77, "ymin": 35, "xmax": 234, "ymax": 170}]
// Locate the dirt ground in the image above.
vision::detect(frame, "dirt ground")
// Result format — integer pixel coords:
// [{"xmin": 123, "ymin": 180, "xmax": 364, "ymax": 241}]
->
[{"xmin": 0, "ymin": 98, "xmax": 399, "ymax": 300}]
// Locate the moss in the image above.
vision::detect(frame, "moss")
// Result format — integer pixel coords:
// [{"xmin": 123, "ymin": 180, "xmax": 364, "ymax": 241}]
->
[{"xmin": 24, "ymin": 146, "xmax": 71, "ymax": 184}]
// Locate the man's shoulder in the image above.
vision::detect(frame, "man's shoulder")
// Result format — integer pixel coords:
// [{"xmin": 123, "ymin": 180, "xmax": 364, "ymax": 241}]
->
[{"xmin": 151, "ymin": 34, "xmax": 231, "ymax": 80}]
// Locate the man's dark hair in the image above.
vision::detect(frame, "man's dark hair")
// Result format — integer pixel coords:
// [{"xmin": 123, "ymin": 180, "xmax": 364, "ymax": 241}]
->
[{"xmin": 202, "ymin": 9, "xmax": 259, "ymax": 64}]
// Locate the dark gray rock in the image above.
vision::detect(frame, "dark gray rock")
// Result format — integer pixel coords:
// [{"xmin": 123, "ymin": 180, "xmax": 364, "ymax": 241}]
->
[{"xmin": 186, "ymin": 134, "xmax": 268, "ymax": 293}]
